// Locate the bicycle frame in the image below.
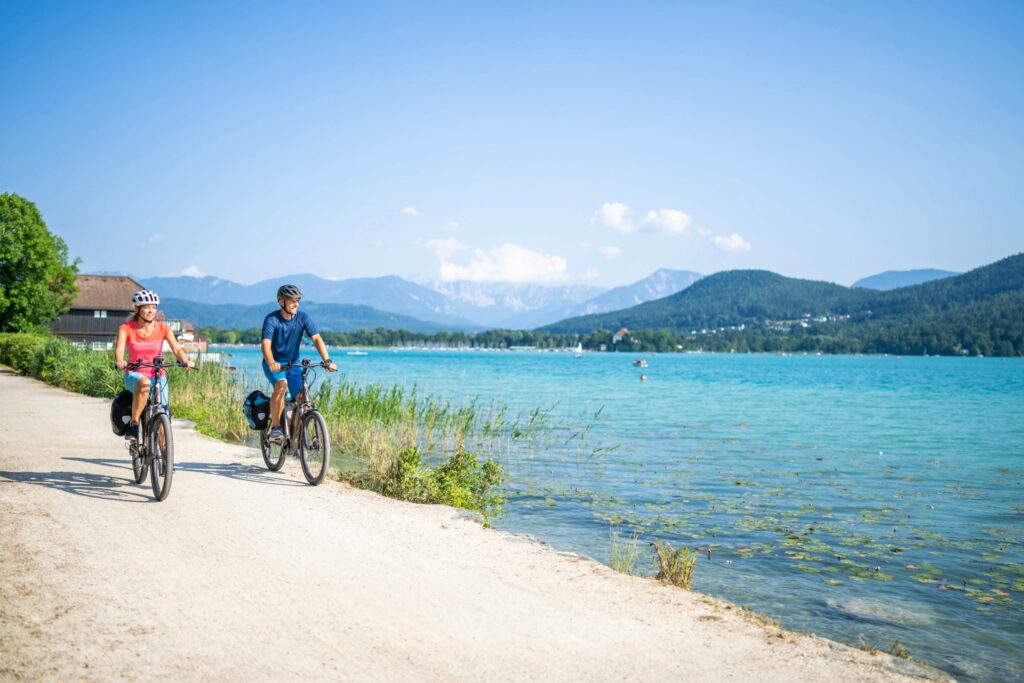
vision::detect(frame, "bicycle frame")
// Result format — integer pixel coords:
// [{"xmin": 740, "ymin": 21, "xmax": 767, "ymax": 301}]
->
[
  {"xmin": 276, "ymin": 359, "xmax": 326, "ymax": 450},
  {"xmin": 127, "ymin": 357, "xmax": 187, "ymax": 459}
]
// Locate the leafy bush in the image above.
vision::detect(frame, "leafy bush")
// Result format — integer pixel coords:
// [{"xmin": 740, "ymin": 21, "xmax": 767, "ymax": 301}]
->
[
  {"xmin": 0, "ymin": 333, "xmax": 47, "ymax": 374},
  {"xmin": 367, "ymin": 446, "xmax": 505, "ymax": 524},
  {"xmin": 0, "ymin": 333, "xmax": 119, "ymax": 396}
]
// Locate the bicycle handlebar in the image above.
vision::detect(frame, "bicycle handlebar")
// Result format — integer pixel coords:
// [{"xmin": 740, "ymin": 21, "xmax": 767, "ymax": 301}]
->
[
  {"xmin": 280, "ymin": 359, "xmax": 332, "ymax": 371},
  {"xmin": 125, "ymin": 359, "xmax": 192, "ymax": 371}
]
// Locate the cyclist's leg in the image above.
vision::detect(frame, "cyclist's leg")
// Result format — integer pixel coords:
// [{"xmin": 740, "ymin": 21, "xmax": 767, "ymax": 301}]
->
[
  {"xmin": 124, "ymin": 371, "xmax": 150, "ymax": 423},
  {"xmin": 262, "ymin": 361, "xmax": 289, "ymax": 429},
  {"xmin": 269, "ymin": 379, "xmax": 288, "ymax": 428}
]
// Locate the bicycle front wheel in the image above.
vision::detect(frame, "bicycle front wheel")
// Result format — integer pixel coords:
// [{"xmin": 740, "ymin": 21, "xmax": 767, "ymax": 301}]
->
[
  {"xmin": 131, "ymin": 442, "xmax": 148, "ymax": 484},
  {"xmin": 299, "ymin": 411, "xmax": 330, "ymax": 486},
  {"xmin": 260, "ymin": 429, "xmax": 286, "ymax": 471},
  {"xmin": 149, "ymin": 413, "xmax": 174, "ymax": 501}
]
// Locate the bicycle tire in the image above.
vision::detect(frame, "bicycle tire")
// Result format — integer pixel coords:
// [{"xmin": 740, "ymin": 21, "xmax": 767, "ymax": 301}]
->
[
  {"xmin": 260, "ymin": 429, "xmax": 286, "ymax": 471},
  {"xmin": 299, "ymin": 410, "xmax": 330, "ymax": 486},
  {"xmin": 131, "ymin": 444, "xmax": 148, "ymax": 484},
  {"xmin": 150, "ymin": 413, "xmax": 174, "ymax": 501}
]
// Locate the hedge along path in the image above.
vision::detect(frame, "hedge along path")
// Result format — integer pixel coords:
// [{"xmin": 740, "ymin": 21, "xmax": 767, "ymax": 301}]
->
[{"xmin": 0, "ymin": 369, "xmax": 951, "ymax": 682}]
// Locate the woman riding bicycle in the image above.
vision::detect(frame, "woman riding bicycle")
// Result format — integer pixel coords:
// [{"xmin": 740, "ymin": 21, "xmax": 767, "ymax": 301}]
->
[{"xmin": 114, "ymin": 289, "xmax": 195, "ymax": 440}]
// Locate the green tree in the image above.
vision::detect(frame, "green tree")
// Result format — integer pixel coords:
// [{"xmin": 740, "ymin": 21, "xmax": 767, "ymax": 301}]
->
[{"xmin": 0, "ymin": 194, "xmax": 79, "ymax": 332}]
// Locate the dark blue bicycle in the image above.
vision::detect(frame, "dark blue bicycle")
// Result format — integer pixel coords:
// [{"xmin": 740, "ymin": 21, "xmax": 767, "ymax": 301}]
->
[{"xmin": 125, "ymin": 357, "xmax": 190, "ymax": 501}]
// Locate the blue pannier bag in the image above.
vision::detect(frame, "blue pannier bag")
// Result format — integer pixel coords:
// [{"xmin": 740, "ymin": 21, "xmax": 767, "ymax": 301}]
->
[{"xmin": 243, "ymin": 390, "xmax": 271, "ymax": 430}]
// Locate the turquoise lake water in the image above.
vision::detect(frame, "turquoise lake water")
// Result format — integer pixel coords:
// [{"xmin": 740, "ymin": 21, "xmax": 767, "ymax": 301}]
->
[{"xmin": 215, "ymin": 347, "xmax": 1023, "ymax": 682}]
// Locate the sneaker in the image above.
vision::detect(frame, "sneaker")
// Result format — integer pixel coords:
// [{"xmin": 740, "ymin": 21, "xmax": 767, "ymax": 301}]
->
[
  {"xmin": 268, "ymin": 427, "xmax": 285, "ymax": 443},
  {"xmin": 124, "ymin": 422, "xmax": 139, "ymax": 441}
]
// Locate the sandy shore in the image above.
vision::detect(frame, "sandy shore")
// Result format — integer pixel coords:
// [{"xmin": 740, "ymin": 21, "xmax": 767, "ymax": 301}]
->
[{"xmin": 0, "ymin": 368, "xmax": 952, "ymax": 682}]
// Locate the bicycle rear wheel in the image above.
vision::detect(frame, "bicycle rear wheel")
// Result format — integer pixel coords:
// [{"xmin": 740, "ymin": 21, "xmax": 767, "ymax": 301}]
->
[
  {"xmin": 260, "ymin": 429, "xmax": 286, "ymax": 471},
  {"xmin": 149, "ymin": 413, "xmax": 174, "ymax": 501},
  {"xmin": 299, "ymin": 410, "xmax": 330, "ymax": 485}
]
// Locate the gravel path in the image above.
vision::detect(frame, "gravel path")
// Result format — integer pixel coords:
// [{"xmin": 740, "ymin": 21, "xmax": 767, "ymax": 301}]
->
[{"xmin": 0, "ymin": 368, "xmax": 952, "ymax": 682}]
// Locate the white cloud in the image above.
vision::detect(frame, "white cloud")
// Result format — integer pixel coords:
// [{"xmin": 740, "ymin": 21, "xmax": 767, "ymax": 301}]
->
[
  {"xmin": 642, "ymin": 208, "xmax": 692, "ymax": 235},
  {"xmin": 181, "ymin": 265, "xmax": 206, "ymax": 277},
  {"xmin": 148, "ymin": 233, "xmax": 164, "ymax": 244},
  {"xmin": 593, "ymin": 202, "xmax": 634, "ymax": 234},
  {"xmin": 713, "ymin": 233, "xmax": 752, "ymax": 252},
  {"xmin": 424, "ymin": 237, "xmax": 467, "ymax": 262},
  {"xmin": 401, "ymin": 206, "xmax": 418, "ymax": 217},
  {"xmin": 444, "ymin": 221, "xmax": 461, "ymax": 231},
  {"xmin": 430, "ymin": 242, "xmax": 568, "ymax": 283},
  {"xmin": 600, "ymin": 245, "xmax": 621, "ymax": 259}
]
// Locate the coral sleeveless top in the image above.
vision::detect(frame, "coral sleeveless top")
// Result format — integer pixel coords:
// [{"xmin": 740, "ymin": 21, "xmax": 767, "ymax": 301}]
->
[{"xmin": 120, "ymin": 321, "xmax": 169, "ymax": 378}]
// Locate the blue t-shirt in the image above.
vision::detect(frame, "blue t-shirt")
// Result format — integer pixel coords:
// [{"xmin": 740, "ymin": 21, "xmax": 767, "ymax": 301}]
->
[{"xmin": 261, "ymin": 310, "xmax": 319, "ymax": 363}]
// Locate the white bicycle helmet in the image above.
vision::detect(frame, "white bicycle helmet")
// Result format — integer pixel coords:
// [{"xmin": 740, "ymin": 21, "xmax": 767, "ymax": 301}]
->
[{"xmin": 131, "ymin": 289, "xmax": 160, "ymax": 306}]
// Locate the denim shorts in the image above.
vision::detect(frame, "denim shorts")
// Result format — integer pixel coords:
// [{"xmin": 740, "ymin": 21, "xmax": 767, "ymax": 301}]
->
[
  {"xmin": 124, "ymin": 371, "xmax": 169, "ymax": 406},
  {"xmin": 262, "ymin": 361, "xmax": 302, "ymax": 399}
]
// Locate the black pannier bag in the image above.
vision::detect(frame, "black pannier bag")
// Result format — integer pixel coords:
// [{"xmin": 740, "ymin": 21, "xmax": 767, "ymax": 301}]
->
[
  {"xmin": 243, "ymin": 390, "xmax": 271, "ymax": 430},
  {"xmin": 110, "ymin": 390, "xmax": 133, "ymax": 435}
]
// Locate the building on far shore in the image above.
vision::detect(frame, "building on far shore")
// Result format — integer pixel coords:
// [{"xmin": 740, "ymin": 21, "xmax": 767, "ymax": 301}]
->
[
  {"xmin": 164, "ymin": 319, "xmax": 207, "ymax": 355},
  {"xmin": 50, "ymin": 275, "xmax": 144, "ymax": 350}
]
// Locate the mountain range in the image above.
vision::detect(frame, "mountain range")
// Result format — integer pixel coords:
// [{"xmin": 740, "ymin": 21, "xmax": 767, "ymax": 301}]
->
[
  {"xmin": 141, "ymin": 269, "xmax": 704, "ymax": 330},
  {"xmin": 541, "ymin": 253, "xmax": 1024, "ymax": 338},
  {"xmin": 851, "ymin": 269, "xmax": 960, "ymax": 290},
  {"xmin": 159, "ymin": 298, "xmax": 462, "ymax": 334},
  {"xmin": 133, "ymin": 263, "xmax": 992, "ymax": 336}
]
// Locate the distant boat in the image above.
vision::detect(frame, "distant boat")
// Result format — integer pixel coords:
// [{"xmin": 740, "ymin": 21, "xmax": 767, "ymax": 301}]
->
[
  {"xmin": 574, "ymin": 343, "xmax": 584, "ymax": 358},
  {"xmin": 632, "ymin": 359, "xmax": 648, "ymax": 368},
  {"xmin": 346, "ymin": 350, "xmax": 368, "ymax": 356}
]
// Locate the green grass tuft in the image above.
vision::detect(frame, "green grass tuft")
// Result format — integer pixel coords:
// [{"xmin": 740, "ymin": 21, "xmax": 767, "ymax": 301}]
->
[{"xmin": 651, "ymin": 540, "xmax": 698, "ymax": 589}]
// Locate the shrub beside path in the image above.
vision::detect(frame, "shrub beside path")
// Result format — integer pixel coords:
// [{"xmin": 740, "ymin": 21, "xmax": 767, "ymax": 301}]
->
[{"xmin": 0, "ymin": 368, "xmax": 951, "ymax": 682}]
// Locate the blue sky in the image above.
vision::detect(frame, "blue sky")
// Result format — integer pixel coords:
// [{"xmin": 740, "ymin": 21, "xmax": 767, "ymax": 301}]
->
[{"xmin": 2, "ymin": 1, "xmax": 1022, "ymax": 287}]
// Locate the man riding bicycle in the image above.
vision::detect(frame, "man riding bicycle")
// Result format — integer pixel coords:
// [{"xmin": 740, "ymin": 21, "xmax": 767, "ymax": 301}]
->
[{"xmin": 262, "ymin": 284, "xmax": 336, "ymax": 443}]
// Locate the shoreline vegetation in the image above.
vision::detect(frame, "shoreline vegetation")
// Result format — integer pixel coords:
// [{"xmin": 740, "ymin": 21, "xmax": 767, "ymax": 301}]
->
[
  {"xmin": 197, "ymin": 325, "xmax": 1023, "ymax": 357},
  {"xmin": 0, "ymin": 331, "xmax": 710, "ymax": 578},
  {"xmin": 0, "ymin": 332, "xmax": 516, "ymax": 524}
]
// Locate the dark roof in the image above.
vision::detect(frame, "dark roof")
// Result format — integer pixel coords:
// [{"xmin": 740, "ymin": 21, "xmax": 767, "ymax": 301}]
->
[{"xmin": 71, "ymin": 275, "xmax": 145, "ymax": 310}]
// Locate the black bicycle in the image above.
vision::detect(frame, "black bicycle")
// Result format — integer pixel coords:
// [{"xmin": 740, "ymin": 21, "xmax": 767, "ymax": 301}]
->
[
  {"xmin": 260, "ymin": 359, "xmax": 331, "ymax": 485},
  {"xmin": 125, "ymin": 357, "xmax": 190, "ymax": 501}
]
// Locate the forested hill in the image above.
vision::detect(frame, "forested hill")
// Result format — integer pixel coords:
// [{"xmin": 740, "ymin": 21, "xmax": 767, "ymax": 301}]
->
[
  {"xmin": 542, "ymin": 253, "xmax": 1024, "ymax": 336},
  {"xmin": 868, "ymin": 253, "xmax": 1024, "ymax": 316},
  {"xmin": 541, "ymin": 270, "xmax": 875, "ymax": 333}
]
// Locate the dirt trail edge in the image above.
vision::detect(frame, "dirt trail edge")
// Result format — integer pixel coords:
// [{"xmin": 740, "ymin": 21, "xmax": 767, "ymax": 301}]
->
[{"xmin": 0, "ymin": 369, "xmax": 952, "ymax": 682}]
